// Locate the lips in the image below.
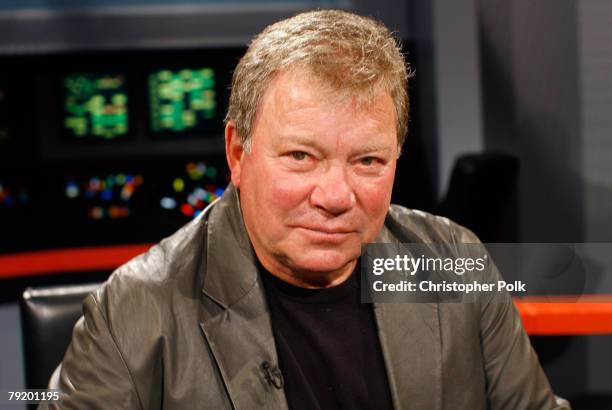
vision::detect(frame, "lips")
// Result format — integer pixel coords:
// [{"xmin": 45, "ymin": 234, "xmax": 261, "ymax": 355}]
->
[
  {"xmin": 295, "ymin": 226, "xmax": 356, "ymax": 243},
  {"xmin": 297, "ymin": 225, "xmax": 354, "ymax": 234}
]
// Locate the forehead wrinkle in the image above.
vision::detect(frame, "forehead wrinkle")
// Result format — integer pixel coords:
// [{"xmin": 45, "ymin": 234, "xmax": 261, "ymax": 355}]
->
[
  {"xmin": 270, "ymin": 67, "xmax": 395, "ymax": 122},
  {"xmin": 277, "ymin": 91, "xmax": 395, "ymax": 141},
  {"xmin": 260, "ymin": 68, "xmax": 397, "ymax": 154}
]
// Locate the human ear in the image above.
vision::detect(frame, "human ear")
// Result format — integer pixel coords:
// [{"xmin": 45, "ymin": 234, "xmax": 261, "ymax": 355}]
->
[{"xmin": 224, "ymin": 121, "xmax": 244, "ymax": 188}]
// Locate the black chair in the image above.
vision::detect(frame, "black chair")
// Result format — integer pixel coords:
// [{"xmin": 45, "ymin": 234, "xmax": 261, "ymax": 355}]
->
[
  {"xmin": 19, "ymin": 283, "xmax": 102, "ymax": 391},
  {"xmin": 438, "ymin": 152, "xmax": 519, "ymax": 242}
]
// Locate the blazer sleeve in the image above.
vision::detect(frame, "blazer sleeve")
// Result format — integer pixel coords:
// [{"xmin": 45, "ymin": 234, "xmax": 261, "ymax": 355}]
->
[
  {"xmin": 453, "ymin": 225, "xmax": 571, "ymax": 410},
  {"xmin": 38, "ymin": 294, "xmax": 143, "ymax": 410},
  {"xmin": 479, "ymin": 283, "xmax": 570, "ymax": 409}
]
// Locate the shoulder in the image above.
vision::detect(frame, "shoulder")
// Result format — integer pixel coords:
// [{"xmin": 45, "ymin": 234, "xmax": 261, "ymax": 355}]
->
[
  {"xmin": 90, "ymin": 210, "xmax": 211, "ymax": 333},
  {"xmin": 384, "ymin": 204, "xmax": 480, "ymax": 245}
]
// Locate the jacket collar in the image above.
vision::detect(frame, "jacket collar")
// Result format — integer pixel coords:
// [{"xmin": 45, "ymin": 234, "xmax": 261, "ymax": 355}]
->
[
  {"xmin": 200, "ymin": 184, "xmax": 288, "ymax": 410},
  {"xmin": 199, "ymin": 184, "xmax": 441, "ymax": 410},
  {"xmin": 201, "ymin": 183, "xmax": 258, "ymax": 308}
]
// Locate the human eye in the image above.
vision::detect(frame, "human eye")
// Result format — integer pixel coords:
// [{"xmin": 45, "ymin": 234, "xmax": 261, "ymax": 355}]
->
[
  {"xmin": 280, "ymin": 150, "xmax": 316, "ymax": 171},
  {"xmin": 353, "ymin": 154, "xmax": 390, "ymax": 176},
  {"xmin": 359, "ymin": 156, "xmax": 384, "ymax": 167},
  {"xmin": 289, "ymin": 151, "xmax": 309, "ymax": 161}
]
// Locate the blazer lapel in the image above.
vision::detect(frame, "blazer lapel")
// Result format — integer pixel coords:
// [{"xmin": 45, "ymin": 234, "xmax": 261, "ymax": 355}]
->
[
  {"xmin": 198, "ymin": 185, "xmax": 288, "ymax": 410},
  {"xmin": 372, "ymin": 223, "xmax": 443, "ymax": 410},
  {"xmin": 199, "ymin": 289, "xmax": 287, "ymax": 410},
  {"xmin": 373, "ymin": 302, "xmax": 442, "ymax": 410}
]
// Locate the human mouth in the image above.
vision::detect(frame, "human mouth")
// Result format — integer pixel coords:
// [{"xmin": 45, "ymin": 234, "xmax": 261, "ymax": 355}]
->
[{"xmin": 296, "ymin": 226, "xmax": 355, "ymax": 241}]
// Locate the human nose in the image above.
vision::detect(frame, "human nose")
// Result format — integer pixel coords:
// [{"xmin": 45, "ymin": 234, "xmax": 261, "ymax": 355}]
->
[{"xmin": 309, "ymin": 163, "xmax": 356, "ymax": 215}]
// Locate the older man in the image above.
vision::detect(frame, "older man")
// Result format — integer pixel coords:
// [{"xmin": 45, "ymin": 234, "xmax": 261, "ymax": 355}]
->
[{"xmin": 44, "ymin": 9, "xmax": 567, "ymax": 410}]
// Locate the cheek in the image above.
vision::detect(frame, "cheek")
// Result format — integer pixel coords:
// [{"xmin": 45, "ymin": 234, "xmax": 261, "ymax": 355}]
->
[
  {"xmin": 251, "ymin": 165, "xmax": 312, "ymax": 214},
  {"xmin": 272, "ymin": 179, "xmax": 304, "ymax": 204},
  {"xmin": 357, "ymin": 175, "xmax": 395, "ymax": 217}
]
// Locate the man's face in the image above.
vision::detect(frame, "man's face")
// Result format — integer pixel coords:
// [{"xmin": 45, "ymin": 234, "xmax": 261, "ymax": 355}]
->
[{"xmin": 227, "ymin": 68, "xmax": 398, "ymax": 285}]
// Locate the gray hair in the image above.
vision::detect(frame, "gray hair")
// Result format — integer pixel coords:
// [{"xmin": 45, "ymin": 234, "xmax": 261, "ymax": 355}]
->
[{"xmin": 225, "ymin": 9, "xmax": 411, "ymax": 152}]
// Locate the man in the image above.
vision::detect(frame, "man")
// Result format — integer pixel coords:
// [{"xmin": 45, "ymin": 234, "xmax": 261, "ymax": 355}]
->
[{"xmin": 44, "ymin": 9, "xmax": 567, "ymax": 409}]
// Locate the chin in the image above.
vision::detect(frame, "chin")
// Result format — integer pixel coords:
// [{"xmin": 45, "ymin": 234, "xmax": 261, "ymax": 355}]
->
[{"xmin": 290, "ymin": 249, "xmax": 358, "ymax": 274}]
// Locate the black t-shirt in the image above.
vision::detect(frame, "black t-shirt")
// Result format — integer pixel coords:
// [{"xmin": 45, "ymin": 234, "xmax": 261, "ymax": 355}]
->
[{"xmin": 260, "ymin": 263, "xmax": 395, "ymax": 410}]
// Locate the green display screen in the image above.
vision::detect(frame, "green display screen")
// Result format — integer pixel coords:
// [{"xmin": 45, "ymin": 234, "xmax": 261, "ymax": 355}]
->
[
  {"xmin": 148, "ymin": 68, "xmax": 217, "ymax": 135},
  {"xmin": 63, "ymin": 73, "xmax": 129, "ymax": 140}
]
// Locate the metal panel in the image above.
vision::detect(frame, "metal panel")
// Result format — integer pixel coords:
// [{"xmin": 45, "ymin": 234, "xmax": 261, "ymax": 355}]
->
[{"xmin": 0, "ymin": 2, "xmax": 350, "ymax": 54}]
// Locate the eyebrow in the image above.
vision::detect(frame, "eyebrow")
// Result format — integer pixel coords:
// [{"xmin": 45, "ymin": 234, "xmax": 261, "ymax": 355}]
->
[
  {"xmin": 279, "ymin": 134, "xmax": 395, "ymax": 155},
  {"xmin": 278, "ymin": 134, "xmax": 320, "ymax": 147},
  {"xmin": 351, "ymin": 143, "xmax": 395, "ymax": 156}
]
